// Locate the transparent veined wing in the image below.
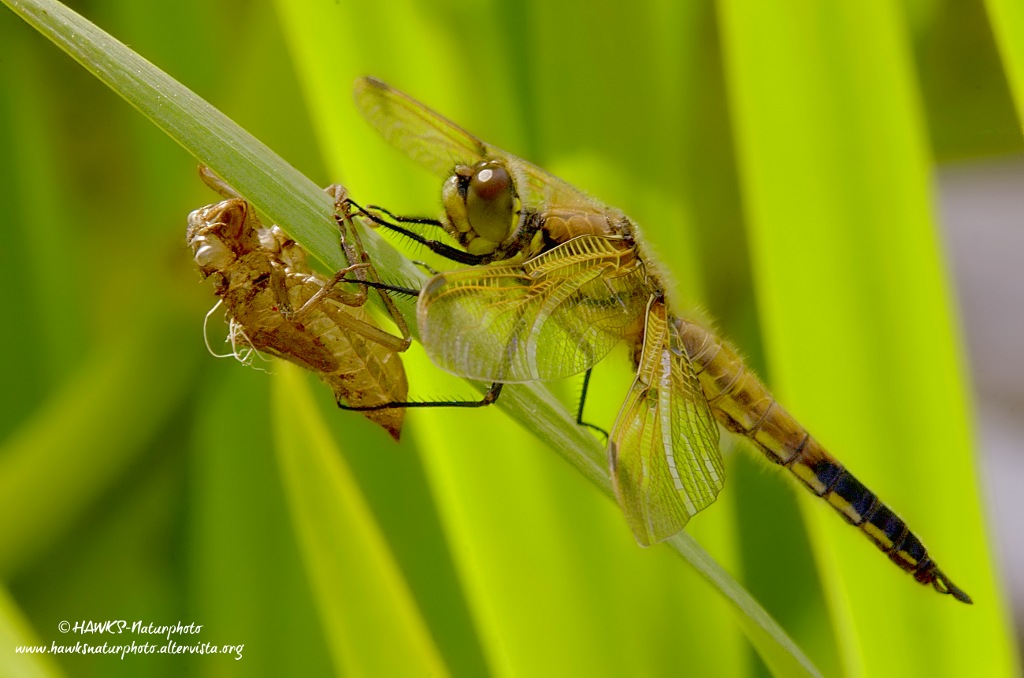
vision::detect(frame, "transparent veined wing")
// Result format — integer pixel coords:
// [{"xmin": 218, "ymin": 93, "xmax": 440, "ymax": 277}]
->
[
  {"xmin": 610, "ymin": 301, "xmax": 724, "ymax": 546},
  {"xmin": 354, "ymin": 77, "xmax": 605, "ymax": 212},
  {"xmin": 417, "ymin": 235, "xmax": 652, "ymax": 382}
]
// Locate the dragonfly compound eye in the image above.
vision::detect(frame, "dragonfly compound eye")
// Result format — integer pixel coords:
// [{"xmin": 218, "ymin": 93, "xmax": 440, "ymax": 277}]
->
[{"xmin": 466, "ymin": 163, "xmax": 514, "ymax": 244}]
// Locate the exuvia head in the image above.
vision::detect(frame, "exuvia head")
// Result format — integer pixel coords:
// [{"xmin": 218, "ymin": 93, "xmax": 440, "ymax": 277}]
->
[{"xmin": 186, "ymin": 199, "xmax": 260, "ymax": 277}]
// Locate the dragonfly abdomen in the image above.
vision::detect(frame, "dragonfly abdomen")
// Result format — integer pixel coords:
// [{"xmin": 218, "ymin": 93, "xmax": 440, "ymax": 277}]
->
[{"xmin": 673, "ymin": 317, "xmax": 971, "ymax": 603}]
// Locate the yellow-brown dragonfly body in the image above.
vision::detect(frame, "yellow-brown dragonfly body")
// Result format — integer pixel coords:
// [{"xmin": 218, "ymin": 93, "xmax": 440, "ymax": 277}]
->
[
  {"xmin": 675, "ymin": 318, "xmax": 967, "ymax": 598},
  {"xmin": 187, "ymin": 194, "xmax": 409, "ymax": 439},
  {"xmin": 354, "ymin": 77, "xmax": 970, "ymax": 602}
]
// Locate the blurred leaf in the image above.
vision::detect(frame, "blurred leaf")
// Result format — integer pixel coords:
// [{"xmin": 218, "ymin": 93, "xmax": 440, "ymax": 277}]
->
[
  {"xmin": 0, "ymin": 585, "xmax": 63, "ymax": 678},
  {"xmin": 909, "ymin": 0, "xmax": 1024, "ymax": 159},
  {"xmin": 190, "ymin": 364, "xmax": 334, "ymax": 675},
  {"xmin": 269, "ymin": 363, "xmax": 449, "ymax": 676},
  {"xmin": 718, "ymin": 0, "xmax": 1019, "ymax": 676},
  {"xmin": 985, "ymin": 0, "xmax": 1024, "ymax": 127},
  {"xmin": 0, "ymin": 312, "xmax": 196, "ymax": 578}
]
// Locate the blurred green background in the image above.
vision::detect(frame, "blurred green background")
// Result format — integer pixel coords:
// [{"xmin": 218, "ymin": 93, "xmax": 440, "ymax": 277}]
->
[{"xmin": 1, "ymin": 0, "xmax": 1022, "ymax": 676}]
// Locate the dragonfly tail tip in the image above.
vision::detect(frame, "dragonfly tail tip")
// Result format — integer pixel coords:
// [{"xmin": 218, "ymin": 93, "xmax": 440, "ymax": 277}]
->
[{"xmin": 933, "ymin": 570, "xmax": 973, "ymax": 604}]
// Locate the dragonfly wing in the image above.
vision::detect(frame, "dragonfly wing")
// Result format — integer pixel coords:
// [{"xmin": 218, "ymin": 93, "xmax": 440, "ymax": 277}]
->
[
  {"xmin": 505, "ymin": 156, "xmax": 610, "ymax": 215},
  {"xmin": 418, "ymin": 235, "xmax": 651, "ymax": 382},
  {"xmin": 355, "ymin": 77, "xmax": 488, "ymax": 178},
  {"xmin": 610, "ymin": 303, "xmax": 723, "ymax": 546},
  {"xmin": 354, "ymin": 77, "xmax": 608, "ymax": 212}
]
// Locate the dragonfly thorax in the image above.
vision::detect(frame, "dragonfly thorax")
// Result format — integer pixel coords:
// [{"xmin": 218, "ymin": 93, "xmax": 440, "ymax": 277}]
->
[{"xmin": 443, "ymin": 160, "xmax": 518, "ymax": 256}]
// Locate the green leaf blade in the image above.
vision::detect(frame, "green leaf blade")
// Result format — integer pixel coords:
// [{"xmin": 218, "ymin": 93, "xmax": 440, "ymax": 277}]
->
[
  {"xmin": 270, "ymin": 363, "xmax": 451, "ymax": 677},
  {"xmin": 719, "ymin": 0, "xmax": 1019, "ymax": 675},
  {"xmin": 985, "ymin": 0, "xmax": 1024, "ymax": 127}
]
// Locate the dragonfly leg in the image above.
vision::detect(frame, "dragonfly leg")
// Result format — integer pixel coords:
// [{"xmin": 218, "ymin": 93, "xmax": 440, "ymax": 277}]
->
[
  {"xmin": 197, "ymin": 165, "xmax": 239, "ymax": 198},
  {"xmin": 330, "ymin": 187, "xmax": 419, "ymax": 352},
  {"xmin": 365, "ymin": 203, "xmax": 447, "ymax": 230},
  {"xmin": 286, "ymin": 262, "xmax": 373, "ymax": 321},
  {"xmin": 575, "ymin": 368, "xmax": 610, "ymax": 441},
  {"xmin": 324, "ymin": 277, "xmax": 420, "ymax": 299},
  {"xmin": 410, "ymin": 260, "xmax": 439, "ymax": 275},
  {"xmin": 338, "ymin": 382, "xmax": 503, "ymax": 412},
  {"xmin": 271, "ymin": 185, "xmax": 413, "ymax": 354},
  {"xmin": 347, "ymin": 199, "xmax": 490, "ymax": 266},
  {"xmin": 267, "ymin": 259, "xmax": 297, "ymax": 316}
]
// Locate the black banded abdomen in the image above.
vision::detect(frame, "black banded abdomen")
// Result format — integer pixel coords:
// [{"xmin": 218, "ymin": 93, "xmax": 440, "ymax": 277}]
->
[{"xmin": 673, "ymin": 316, "xmax": 971, "ymax": 603}]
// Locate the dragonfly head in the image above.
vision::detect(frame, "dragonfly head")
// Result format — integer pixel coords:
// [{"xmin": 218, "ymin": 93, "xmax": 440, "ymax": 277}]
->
[
  {"xmin": 443, "ymin": 160, "xmax": 517, "ymax": 255},
  {"xmin": 186, "ymin": 199, "xmax": 260, "ymax": 278}
]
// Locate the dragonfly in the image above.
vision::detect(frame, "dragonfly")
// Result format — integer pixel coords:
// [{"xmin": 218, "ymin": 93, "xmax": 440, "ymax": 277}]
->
[
  {"xmin": 350, "ymin": 76, "xmax": 972, "ymax": 603},
  {"xmin": 186, "ymin": 171, "xmax": 413, "ymax": 439}
]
